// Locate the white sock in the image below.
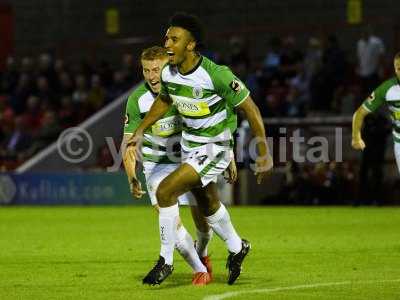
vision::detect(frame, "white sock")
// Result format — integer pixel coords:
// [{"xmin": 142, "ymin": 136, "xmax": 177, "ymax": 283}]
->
[
  {"xmin": 175, "ymin": 226, "xmax": 207, "ymax": 273},
  {"xmin": 159, "ymin": 204, "xmax": 179, "ymax": 265},
  {"xmin": 196, "ymin": 229, "xmax": 213, "ymax": 257},
  {"xmin": 206, "ymin": 203, "xmax": 242, "ymax": 254}
]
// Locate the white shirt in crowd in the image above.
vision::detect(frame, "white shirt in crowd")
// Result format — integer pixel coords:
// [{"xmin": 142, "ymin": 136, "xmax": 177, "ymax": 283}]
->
[{"xmin": 357, "ymin": 35, "xmax": 385, "ymax": 77}]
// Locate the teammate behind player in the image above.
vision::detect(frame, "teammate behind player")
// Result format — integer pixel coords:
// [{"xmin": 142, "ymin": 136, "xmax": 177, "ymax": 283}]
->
[
  {"xmin": 122, "ymin": 46, "xmax": 214, "ymax": 285},
  {"xmin": 128, "ymin": 13, "xmax": 273, "ymax": 285},
  {"xmin": 352, "ymin": 52, "xmax": 400, "ymax": 173}
]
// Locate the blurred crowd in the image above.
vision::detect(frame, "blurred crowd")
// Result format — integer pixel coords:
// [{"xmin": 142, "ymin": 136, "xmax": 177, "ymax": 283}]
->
[
  {"xmin": 208, "ymin": 27, "xmax": 387, "ymax": 118},
  {"xmin": 0, "ymin": 26, "xmax": 393, "ymax": 200},
  {"xmin": 279, "ymin": 160, "xmax": 357, "ymax": 205},
  {"xmin": 0, "ymin": 52, "xmax": 140, "ymax": 170}
]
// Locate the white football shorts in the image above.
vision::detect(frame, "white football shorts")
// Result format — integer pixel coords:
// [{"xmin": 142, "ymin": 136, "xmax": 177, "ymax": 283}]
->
[
  {"xmin": 182, "ymin": 143, "xmax": 233, "ymax": 187},
  {"xmin": 142, "ymin": 161, "xmax": 196, "ymax": 206}
]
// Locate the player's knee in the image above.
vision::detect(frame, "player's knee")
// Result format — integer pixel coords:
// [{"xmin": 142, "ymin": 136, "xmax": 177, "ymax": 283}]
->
[{"xmin": 156, "ymin": 180, "xmax": 173, "ymax": 205}]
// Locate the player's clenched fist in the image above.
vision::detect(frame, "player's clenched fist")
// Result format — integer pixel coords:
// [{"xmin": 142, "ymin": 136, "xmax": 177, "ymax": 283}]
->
[
  {"xmin": 254, "ymin": 154, "xmax": 273, "ymax": 184},
  {"xmin": 351, "ymin": 138, "xmax": 366, "ymax": 151}
]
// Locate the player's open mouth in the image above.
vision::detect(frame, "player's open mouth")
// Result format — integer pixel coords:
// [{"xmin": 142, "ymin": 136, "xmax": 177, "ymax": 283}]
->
[
  {"xmin": 150, "ymin": 81, "xmax": 159, "ymax": 87},
  {"xmin": 167, "ymin": 51, "xmax": 174, "ymax": 57}
]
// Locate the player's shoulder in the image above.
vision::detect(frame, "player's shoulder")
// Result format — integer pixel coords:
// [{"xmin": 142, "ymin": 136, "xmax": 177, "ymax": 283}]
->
[
  {"xmin": 378, "ymin": 77, "xmax": 398, "ymax": 91},
  {"xmin": 127, "ymin": 82, "xmax": 151, "ymax": 103},
  {"xmin": 200, "ymin": 56, "xmax": 232, "ymax": 77}
]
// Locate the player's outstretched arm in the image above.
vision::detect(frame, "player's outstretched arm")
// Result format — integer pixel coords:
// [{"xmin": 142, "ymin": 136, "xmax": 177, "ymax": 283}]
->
[
  {"xmin": 128, "ymin": 94, "xmax": 172, "ymax": 146},
  {"xmin": 352, "ymin": 105, "xmax": 370, "ymax": 150},
  {"xmin": 237, "ymin": 96, "xmax": 273, "ymax": 184}
]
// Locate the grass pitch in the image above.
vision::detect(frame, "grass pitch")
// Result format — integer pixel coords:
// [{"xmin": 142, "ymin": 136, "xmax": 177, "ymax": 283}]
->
[{"xmin": 0, "ymin": 206, "xmax": 399, "ymax": 299}]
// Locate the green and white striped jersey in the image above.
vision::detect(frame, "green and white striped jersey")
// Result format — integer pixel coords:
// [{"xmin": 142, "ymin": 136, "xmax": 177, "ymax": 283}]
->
[
  {"xmin": 160, "ymin": 56, "xmax": 250, "ymax": 151},
  {"xmin": 124, "ymin": 82, "xmax": 181, "ymax": 163},
  {"xmin": 362, "ymin": 77, "xmax": 400, "ymax": 142}
]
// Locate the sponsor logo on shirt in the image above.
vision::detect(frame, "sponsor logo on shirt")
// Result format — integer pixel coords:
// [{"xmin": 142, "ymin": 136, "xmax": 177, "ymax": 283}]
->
[
  {"xmin": 174, "ymin": 99, "xmax": 210, "ymax": 117},
  {"xmin": 151, "ymin": 116, "xmax": 182, "ymax": 137}
]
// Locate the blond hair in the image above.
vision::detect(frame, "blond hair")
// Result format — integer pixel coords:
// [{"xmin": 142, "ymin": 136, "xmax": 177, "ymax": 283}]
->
[{"xmin": 141, "ymin": 46, "xmax": 168, "ymax": 61}]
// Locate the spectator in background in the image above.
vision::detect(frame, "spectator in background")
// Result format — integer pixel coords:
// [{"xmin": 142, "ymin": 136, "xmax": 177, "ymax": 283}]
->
[
  {"xmin": 264, "ymin": 78, "xmax": 288, "ymax": 117},
  {"xmin": 10, "ymin": 73, "xmax": 33, "ymax": 114},
  {"xmin": 37, "ymin": 53, "xmax": 58, "ymax": 90},
  {"xmin": 58, "ymin": 71, "xmax": 74, "ymax": 98},
  {"xmin": 98, "ymin": 60, "xmax": 113, "ymax": 89},
  {"xmin": 357, "ymin": 26, "xmax": 385, "ymax": 99},
  {"xmin": 1, "ymin": 116, "xmax": 31, "ymax": 159},
  {"xmin": 107, "ymin": 70, "xmax": 128, "ymax": 101},
  {"xmin": 279, "ymin": 36, "xmax": 303, "ymax": 80},
  {"xmin": 0, "ymin": 100, "xmax": 14, "ymax": 133},
  {"xmin": 36, "ymin": 76, "xmax": 56, "ymax": 107},
  {"xmin": 23, "ymin": 110, "xmax": 61, "ymax": 158},
  {"xmin": 228, "ymin": 36, "xmax": 250, "ymax": 79},
  {"xmin": 54, "ymin": 58, "xmax": 66, "ymax": 74},
  {"xmin": 286, "ymin": 63, "xmax": 311, "ymax": 117},
  {"xmin": 72, "ymin": 74, "xmax": 89, "ymax": 104},
  {"xmin": 332, "ymin": 83, "xmax": 361, "ymax": 115},
  {"xmin": 263, "ymin": 36, "xmax": 282, "ymax": 78},
  {"xmin": 0, "ymin": 107, "xmax": 15, "ymax": 157},
  {"xmin": 121, "ymin": 53, "xmax": 140, "ymax": 85},
  {"xmin": 58, "ymin": 96, "xmax": 76, "ymax": 129},
  {"xmin": 0, "ymin": 56, "xmax": 19, "ymax": 94},
  {"xmin": 20, "ymin": 56, "xmax": 35, "ymax": 79},
  {"xmin": 87, "ymin": 74, "xmax": 106, "ymax": 112},
  {"xmin": 22, "ymin": 95, "xmax": 42, "ymax": 132},
  {"xmin": 311, "ymin": 34, "xmax": 346, "ymax": 111},
  {"xmin": 304, "ymin": 37, "xmax": 323, "ymax": 80}
]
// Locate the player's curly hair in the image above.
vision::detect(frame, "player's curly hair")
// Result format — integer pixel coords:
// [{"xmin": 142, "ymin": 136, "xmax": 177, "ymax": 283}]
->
[
  {"xmin": 141, "ymin": 46, "xmax": 168, "ymax": 61},
  {"xmin": 395, "ymin": 51, "xmax": 400, "ymax": 60},
  {"xmin": 169, "ymin": 12, "xmax": 205, "ymax": 50}
]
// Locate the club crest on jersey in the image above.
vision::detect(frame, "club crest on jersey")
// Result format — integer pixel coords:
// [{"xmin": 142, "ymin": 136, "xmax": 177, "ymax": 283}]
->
[
  {"xmin": 192, "ymin": 85, "xmax": 203, "ymax": 99},
  {"xmin": 230, "ymin": 79, "xmax": 243, "ymax": 93}
]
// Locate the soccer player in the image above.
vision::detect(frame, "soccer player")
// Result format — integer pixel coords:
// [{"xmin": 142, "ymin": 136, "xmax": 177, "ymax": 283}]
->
[
  {"xmin": 122, "ymin": 46, "xmax": 219, "ymax": 285},
  {"xmin": 352, "ymin": 52, "xmax": 400, "ymax": 173},
  {"xmin": 128, "ymin": 13, "xmax": 273, "ymax": 285}
]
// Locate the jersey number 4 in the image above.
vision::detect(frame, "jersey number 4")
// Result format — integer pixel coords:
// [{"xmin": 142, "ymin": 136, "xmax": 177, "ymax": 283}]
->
[{"xmin": 197, "ymin": 155, "xmax": 208, "ymax": 165}]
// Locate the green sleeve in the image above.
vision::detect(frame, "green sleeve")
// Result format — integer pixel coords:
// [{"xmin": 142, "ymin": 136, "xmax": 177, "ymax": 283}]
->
[
  {"xmin": 212, "ymin": 66, "xmax": 250, "ymax": 107},
  {"xmin": 362, "ymin": 81, "xmax": 388, "ymax": 112},
  {"xmin": 123, "ymin": 94, "xmax": 141, "ymax": 134}
]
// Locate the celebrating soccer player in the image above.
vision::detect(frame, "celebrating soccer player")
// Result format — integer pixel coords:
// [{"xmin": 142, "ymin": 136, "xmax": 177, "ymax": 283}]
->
[
  {"xmin": 128, "ymin": 13, "xmax": 273, "ymax": 285},
  {"xmin": 122, "ymin": 46, "xmax": 227, "ymax": 286},
  {"xmin": 352, "ymin": 52, "xmax": 400, "ymax": 173}
]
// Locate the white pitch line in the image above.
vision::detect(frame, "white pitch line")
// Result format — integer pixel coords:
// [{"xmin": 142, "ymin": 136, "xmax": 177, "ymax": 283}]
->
[{"xmin": 203, "ymin": 279, "xmax": 400, "ymax": 300}]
